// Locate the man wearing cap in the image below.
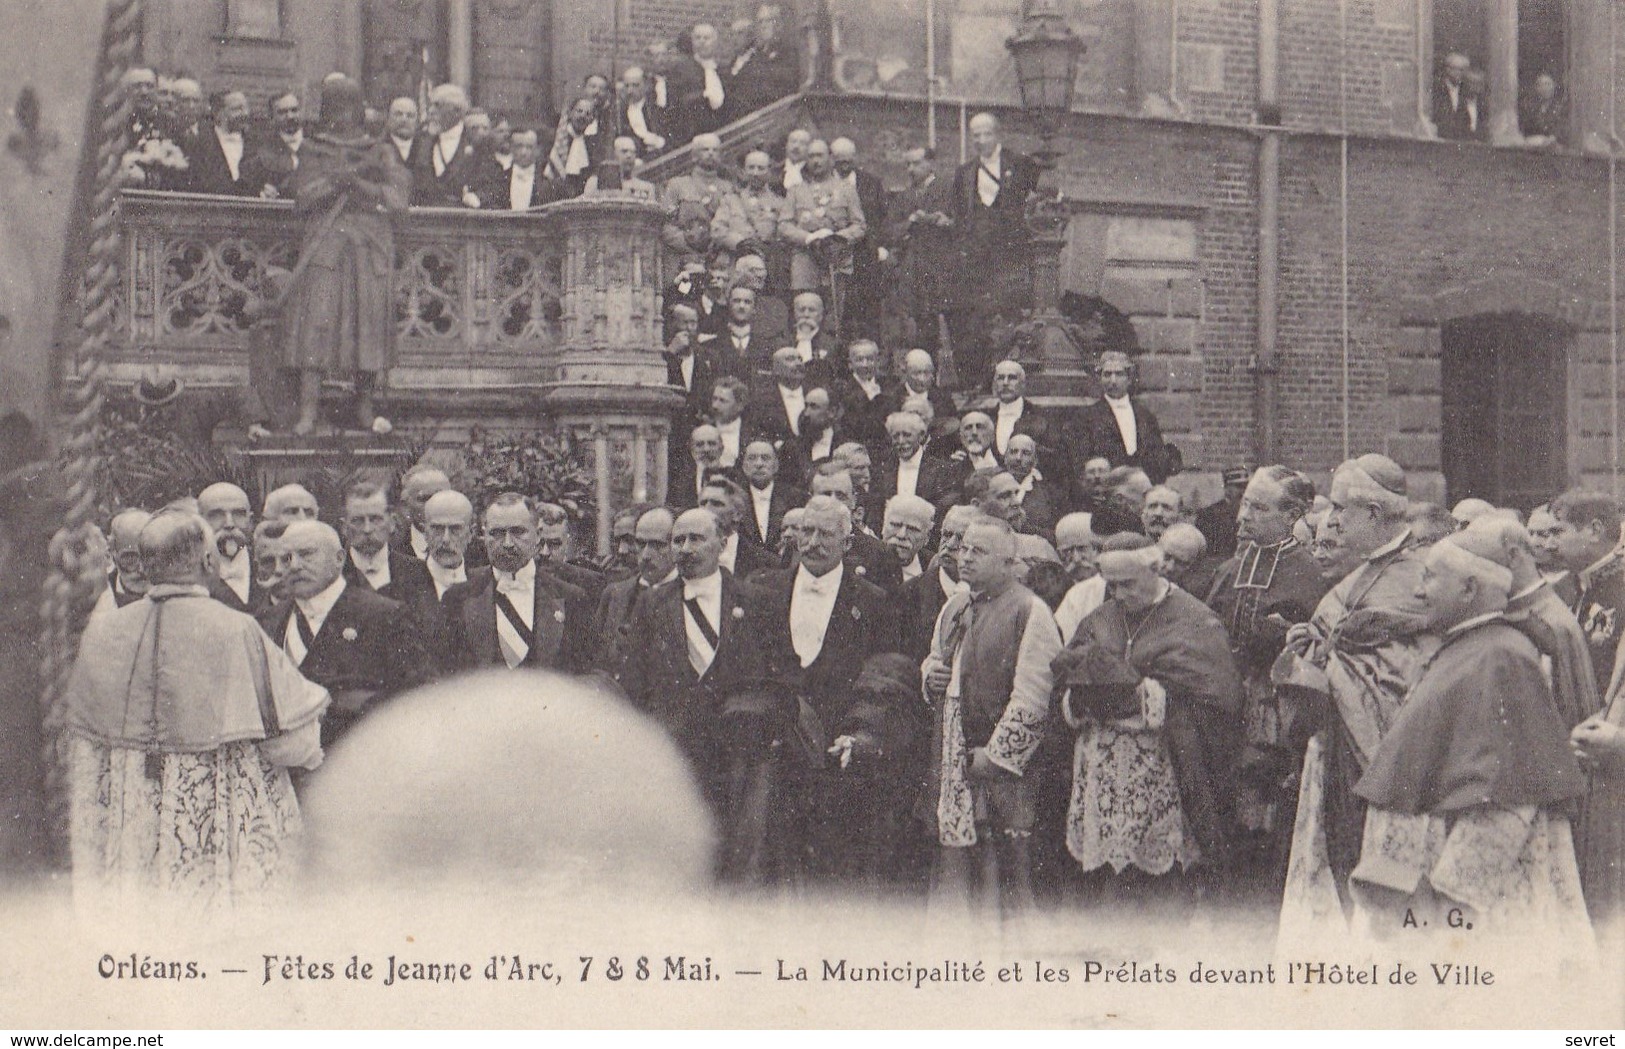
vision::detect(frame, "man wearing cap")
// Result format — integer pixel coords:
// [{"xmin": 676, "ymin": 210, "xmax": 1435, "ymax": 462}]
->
[
  {"xmin": 922, "ymin": 515, "xmax": 1061, "ymax": 919},
  {"xmin": 1278, "ymin": 454, "xmax": 1436, "ymax": 936},
  {"xmin": 1348, "ymin": 533, "xmax": 1589, "ymax": 939},
  {"xmin": 1195, "ymin": 466, "xmax": 1251, "ymax": 560},
  {"xmin": 1055, "ymin": 532, "xmax": 1242, "ymax": 900}
]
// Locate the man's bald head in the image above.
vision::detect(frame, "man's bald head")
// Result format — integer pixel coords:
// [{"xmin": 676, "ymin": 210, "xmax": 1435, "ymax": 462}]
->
[
  {"xmin": 138, "ymin": 511, "xmax": 211, "ymax": 585},
  {"xmin": 282, "ymin": 520, "xmax": 345, "ymax": 598},
  {"xmin": 264, "ymin": 483, "xmax": 320, "ymax": 522}
]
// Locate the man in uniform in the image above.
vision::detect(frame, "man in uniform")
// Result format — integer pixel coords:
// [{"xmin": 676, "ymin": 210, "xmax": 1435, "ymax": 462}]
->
[
  {"xmin": 662, "ymin": 133, "xmax": 734, "ymax": 272},
  {"xmin": 780, "ymin": 139, "xmax": 866, "ymax": 334}
]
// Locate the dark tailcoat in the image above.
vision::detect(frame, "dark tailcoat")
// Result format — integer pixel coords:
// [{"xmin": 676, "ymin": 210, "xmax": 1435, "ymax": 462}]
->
[
  {"xmin": 1071, "ymin": 397, "xmax": 1173, "ymax": 484},
  {"xmin": 438, "ymin": 565, "xmax": 595, "ymax": 674}
]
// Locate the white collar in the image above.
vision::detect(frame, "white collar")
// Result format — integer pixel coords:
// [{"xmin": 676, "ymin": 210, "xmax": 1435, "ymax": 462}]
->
[
  {"xmin": 295, "ymin": 574, "xmax": 347, "ymax": 620},
  {"xmin": 495, "ymin": 559, "xmax": 537, "ymax": 590},
  {"xmin": 1105, "ymin": 394, "xmax": 1132, "ymax": 409},
  {"xmin": 900, "ymin": 447, "xmax": 924, "ymax": 468},
  {"xmin": 643, "ymin": 568, "xmax": 679, "ymax": 587},
  {"xmin": 350, "ymin": 546, "xmax": 389, "ymax": 573},
  {"xmin": 218, "ymin": 547, "xmax": 251, "ymax": 577},
  {"xmin": 1446, "ymin": 611, "xmax": 1503, "ymax": 637},
  {"xmin": 752, "ymin": 481, "xmax": 774, "ymax": 499},
  {"xmin": 717, "ymin": 416, "xmax": 741, "ymax": 433},
  {"xmin": 216, "ymin": 127, "xmax": 242, "ymax": 143},
  {"xmin": 280, "ymin": 128, "xmax": 303, "ymax": 147},
  {"xmin": 683, "ymin": 570, "xmax": 723, "ymax": 600},
  {"xmin": 902, "ymin": 555, "xmax": 923, "ymax": 580},
  {"xmin": 437, "ymin": 123, "xmax": 464, "ymax": 149},
  {"xmin": 794, "ymin": 560, "xmax": 844, "ymax": 593},
  {"xmin": 779, "ymin": 383, "xmax": 804, "ymax": 399},
  {"xmin": 512, "ymin": 164, "xmax": 536, "ymax": 177},
  {"xmin": 980, "ymin": 146, "xmax": 1002, "ymax": 170},
  {"xmin": 998, "ymin": 397, "xmax": 1025, "ymax": 416}
]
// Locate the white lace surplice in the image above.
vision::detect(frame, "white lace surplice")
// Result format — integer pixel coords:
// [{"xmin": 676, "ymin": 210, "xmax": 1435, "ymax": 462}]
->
[
  {"xmin": 69, "ymin": 737, "xmax": 303, "ymax": 914},
  {"xmin": 1066, "ymin": 719, "xmax": 1200, "ymax": 875}
]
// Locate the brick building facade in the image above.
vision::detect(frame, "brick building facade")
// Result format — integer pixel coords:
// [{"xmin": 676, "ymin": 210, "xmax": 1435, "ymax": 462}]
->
[{"xmin": 129, "ymin": 0, "xmax": 1625, "ymax": 506}]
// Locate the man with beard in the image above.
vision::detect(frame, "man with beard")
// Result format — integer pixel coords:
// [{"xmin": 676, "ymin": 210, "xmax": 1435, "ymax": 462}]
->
[
  {"xmin": 544, "ymin": 94, "xmax": 605, "ymax": 199},
  {"xmin": 786, "ymin": 292, "xmax": 843, "ymax": 389},
  {"xmin": 1054, "ymin": 533, "xmax": 1241, "ymax": 904},
  {"xmin": 411, "ymin": 84, "xmax": 484, "ymax": 208},
  {"xmin": 1203, "ymin": 465, "xmax": 1327, "ymax": 900},
  {"xmin": 618, "ymin": 66, "xmax": 668, "ymax": 158},
  {"xmin": 662, "ymin": 133, "xmax": 733, "ymax": 270},
  {"xmin": 420, "ymin": 489, "xmax": 476, "ymax": 600},
  {"xmin": 1140, "ymin": 485, "xmax": 1184, "ymax": 542},
  {"xmin": 197, "ymin": 482, "xmax": 258, "ymax": 612},
  {"xmin": 595, "ymin": 507, "xmax": 679, "ymax": 671},
  {"xmin": 439, "ymin": 493, "xmax": 595, "ymax": 673},
  {"xmin": 1052, "ymin": 512, "xmax": 1105, "ymax": 644},
  {"xmin": 1077, "ymin": 456, "xmax": 1114, "ymax": 516},
  {"xmin": 1527, "ymin": 503, "xmax": 1579, "ymax": 605},
  {"xmin": 599, "ymin": 504, "xmax": 652, "ymax": 582},
  {"xmin": 712, "ymin": 150, "xmax": 788, "ymax": 290},
  {"xmin": 119, "ymin": 67, "xmax": 162, "ymax": 145},
  {"xmin": 583, "ymin": 135, "xmax": 657, "ymax": 199},
  {"xmin": 187, "ymin": 90, "xmax": 254, "ymax": 196},
  {"xmin": 1349, "ymin": 533, "xmax": 1588, "ymax": 941},
  {"xmin": 890, "ymin": 349, "xmax": 959, "ymax": 451},
  {"xmin": 778, "ymin": 128, "xmax": 811, "ymax": 194},
  {"xmin": 384, "ymin": 97, "xmax": 418, "ymax": 165},
  {"xmin": 392, "ymin": 465, "xmax": 447, "ymax": 561},
  {"xmin": 251, "ymin": 520, "xmax": 293, "ymax": 607},
  {"xmin": 752, "ymin": 495, "xmax": 900, "ymax": 888},
  {"xmin": 616, "ymin": 506, "xmax": 771, "ymax": 882},
  {"xmin": 780, "ymin": 139, "xmax": 867, "ymax": 328},
  {"xmin": 950, "ymin": 412, "xmax": 1000, "ymax": 475},
  {"xmin": 667, "ymin": 23, "xmax": 731, "ymax": 145},
  {"xmin": 257, "ymin": 520, "xmax": 425, "ymax": 748},
  {"xmin": 1277, "ymin": 454, "xmax": 1434, "ymax": 941},
  {"xmin": 700, "ymin": 477, "xmax": 777, "ymax": 582},
  {"xmin": 89, "ymin": 509, "xmax": 154, "ymax": 621},
  {"xmin": 923, "ymin": 515, "xmax": 1061, "ymax": 919}
]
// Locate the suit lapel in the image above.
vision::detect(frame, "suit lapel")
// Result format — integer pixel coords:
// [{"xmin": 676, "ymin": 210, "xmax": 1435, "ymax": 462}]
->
[
  {"xmin": 466, "ymin": 572, "xmax": 500, "ymax": 665},
  {"xmin": 530, "ymin": 580, "xmax": 565, "ymax": 666}
]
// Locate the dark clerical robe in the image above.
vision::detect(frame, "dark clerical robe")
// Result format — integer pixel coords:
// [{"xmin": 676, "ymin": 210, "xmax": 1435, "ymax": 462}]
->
[
  {"xmin": 1204, "ymin": 538, "xmax": 1329, "ymax": 880},
  {"xmin": 1506, "ymin": 579, "xmax": 1600, "ymax": 729},
  {"xmin": 1058, "ymin": 586, "xmax": 1242, "ymax": 877},
  {"xmin": 1349, "ymin": 619, "xmax": 1590, "ymax": 941}
]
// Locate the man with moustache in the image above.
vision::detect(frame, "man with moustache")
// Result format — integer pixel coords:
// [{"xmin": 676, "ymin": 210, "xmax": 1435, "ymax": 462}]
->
[
  {"xmin": 881, "ymin": 494, "xmax": 937, "ymax": 584},
  {"xmin": 950, "ymin": 412, "xmax": 1000, "ymax": 475},
  {"xmin": 898, "ymin": 504, "xmax": 976, "ymax": 662},
  {"xmin": 700, "ymin": 477, "xmax": 777, "ymax": 581},
  {"xmin": 1052, "ymin": 513, "xmax": 1105, "ymax": 644},
  {"xmin": 1004, "ymin": 435, "xmax": 1063, "ymax": 539},
  {"xmin": 781, "ymin": 139, "xmax": 867, "ymax": 327},
  {"xmin": 338, "ymin": 481, "xmax": 438, "ymax": 626},
  {"xmin": 1547, "ymin": 488, "xmax": 1625, "ymax": 698},
  {"xmin": 890, "ymin": 350, "xmax": 959, "ymax": 451},
  {"xmin": 251, "ymin": 520, "xmax": 293, "ymax": 608},
  {"xmin": 809, "ymin": 465, "xmax": 903, "ymax": 591},
  {"xmin": 778, "ymin": 128, "xmax": 811, "ymax": 194},
  {"xmin": 89, "ymin": 509, "xmax": 154, "ymax": 620},
  {"xmin": 257, "ymin": 520, "xmax": 425, "ymax": 748},
  {"xmin": 873, "ymin": 410, "xmax": 959, "ymax": 517},
  {"xmin": 662, "ymin": 133, "xmax": 734, "ymax": 270},
  {"xmin": 544, "ymin": 94, "xmax": 605, "ymax": 198},
  {"xmin": 420, "ymin": 489, "xmax": 477, "ymax": 600},
  {"xmin": 616, "ymin": 506, "xmax": 771, "ymax": 882},
  {"xmin": 739, "ymin": 439, "xmax": 805, "ymax": 554},
  {"xmin": 618, "ymin": 66, "xmax": 668, "ymax": 158},
  {"xmin": 197, "ymin": 482, "xmax": 259, "ymax": 612},
  {"xmin": 752, "ymin": 495, "xmax": 900, "ymax": 886},
  {"xmin": 834, "ymin": 340, "xmax": 894, "ymax": 454},
  {"xmin": 187, "ymin": 90, "xmax": 255, "ymax": 196},
  {"xmin": 667, "ymin": 23, "xmax": 732, "ymax": 145},
  {"xmin": 672, "ymin": 424, "xmax": 734, "ymax": 511},
  {"xmin": 392, "ymin": 466, "xmax": 447, "ymax": 561},
  {"xmin": 889, "ymin": 147, "xmax": 956, "ymax": 358},
  {"xmin": 385, "ymin": 97, "xmax": 419, "ymax": 165},
  {"xmin": 1075, "ymin": 351, "xmax": 1172, "ymax": 484},
  {"xmin": 595, "ymin": 507, "xmax": 679, "ymax": 671},
  {"xmin": 709, "ymin": 377, "xmax": 750, "ymax": 468},
  {"xmin": 711, "ymin": 150, "xmax": 788, "ymax": 285},
  {"xmin": 245, "ymin": 91, "xmax": 306, "ymax": 200},
  {"xmin": 439, "ymin": 493, "xmax": 595, "ymax": 673},
  {"xmin": 534, "ymin": 502, "xmax": 607, "ymax": 602},
  {"xmin": 1140, "ymin": 485, "xmax": 1184, "ymax": 542},
  {"xmin": 746, "ymin": 347, "xmax": 812, "ymax": 450}
]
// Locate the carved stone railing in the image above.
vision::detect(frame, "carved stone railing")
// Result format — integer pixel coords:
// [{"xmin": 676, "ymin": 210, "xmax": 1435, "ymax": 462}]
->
[{"xmin": 105, "ymin": 190, "xmax": 567, "ymax": 392}]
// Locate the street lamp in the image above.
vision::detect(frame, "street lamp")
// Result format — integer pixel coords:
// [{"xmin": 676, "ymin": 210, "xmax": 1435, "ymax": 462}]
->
[{"xmin": 1002, "ymin": 0, "xmax": 1088, "ymax": 390}]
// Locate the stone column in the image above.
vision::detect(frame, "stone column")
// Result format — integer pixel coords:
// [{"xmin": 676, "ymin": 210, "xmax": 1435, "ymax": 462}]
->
[
  {"xmin": 537, "ymin": 194, "xmax": 682, "ymax": 554},
  {"xmin": 1485, "ymin": 0, "xmax": 1520, "ymax": 144},
  {"xmin": 448, "ymin": 0, "xmax": 474, "ymax": 90}
]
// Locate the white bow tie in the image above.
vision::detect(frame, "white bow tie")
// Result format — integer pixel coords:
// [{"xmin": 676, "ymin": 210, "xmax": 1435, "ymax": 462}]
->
[
  {"xmin": 798, "ymin": 577, "xmax": 835, "ymax": 596},
  {"xmin": 496, "ymin": 577, "xmax": 530, "ymax": 596}
]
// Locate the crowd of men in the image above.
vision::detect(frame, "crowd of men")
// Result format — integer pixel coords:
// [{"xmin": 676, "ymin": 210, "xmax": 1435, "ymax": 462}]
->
[{"xmin": 64, "ymin": 337, "xmax": 1625, "ymax": 948}]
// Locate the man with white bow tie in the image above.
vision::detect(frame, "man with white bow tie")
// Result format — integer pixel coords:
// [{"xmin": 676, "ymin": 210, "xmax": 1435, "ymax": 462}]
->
[
  {"xmin": 188, "ymin": 91, "xmax": 253, "ymax": 196},
  {"xmin": 197, "ymin": 481, "xmax": 258, "ymax": 611},
  {"xmin": 438, "ymin": 493, "xmax": 595, "ymax": 673},
  {"xmin": 593, "ymin": 506, "xmax": 677, "ymax": 670},
  {"xmin": 669, "ymin": 22, "xmax": 730, "ymax": 147},
  {"xmin": 615, "ymin": 506, "xmax": 772, "ymax": 881},
  {"xmin": 753, "ymin": 495, "xmax": 899, "ymax": 885},
  {"xmin": 421, "ymin": 489, "xmax": 475, "ymax": 600},
  {"xmin": 490, "ymin": 127, "xmax": 553, "ymax": 210}
]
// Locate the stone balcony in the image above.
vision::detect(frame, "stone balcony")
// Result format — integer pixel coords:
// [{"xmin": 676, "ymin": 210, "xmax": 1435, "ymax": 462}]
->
[{"xmin": 103, "ymin": 189, "xmax": 585, "ymax": 417}]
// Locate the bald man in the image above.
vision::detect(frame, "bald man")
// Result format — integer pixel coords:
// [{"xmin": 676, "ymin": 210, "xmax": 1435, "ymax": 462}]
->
[
  {"xmin": 1351, "ymin": 534, "xmax": 1587, "ymax": 938},
  {"xmin": 256, "ymin": 520, "xmax": 427, "ymax": 747},
  {"xmin": 667, "ymin": 23, "xmax": 731, "ymax": 145},
  {"xmin": 263, "ymin": 483, "xmax": 319, "ymax": 522},
  {"xmin": 780, "ymin": 139, "xmax": 867, "ymax": 316},
  {"xmin": 947, "ymin": 113, "xmax": 1041, "ymax": 390},
  {"xmin": 90, "ymin": 509, "xmax": 155, "ymax": 620},
  {"xmin": 887, "ymin": 146, "xmax": 955, "ymax": 357},
  {"xmin": 662, "ymin": 132, "xmax": 733, "ymax": 267}
]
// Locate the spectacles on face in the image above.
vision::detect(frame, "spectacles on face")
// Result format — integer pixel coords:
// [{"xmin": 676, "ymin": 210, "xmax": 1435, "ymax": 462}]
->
[{"xmin": 486, "ymin": 526, "xmax": 534, "ymax": 543}]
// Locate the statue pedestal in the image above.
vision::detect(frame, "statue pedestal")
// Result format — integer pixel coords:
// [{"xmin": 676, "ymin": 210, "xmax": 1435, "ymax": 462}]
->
[
  {"xmin": 537, "ymin": 193, "xmax": 682, "ymax": 553},
  {"xmin": 237, "ymin": 435, "xmax": 416, "ymax": 516}
]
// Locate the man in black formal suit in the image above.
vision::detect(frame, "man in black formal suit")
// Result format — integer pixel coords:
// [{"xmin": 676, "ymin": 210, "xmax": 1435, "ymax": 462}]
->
[
  {"xmin": 752, "ymin": 494, "xmax": 903, "ymax": 886},
  {"xmin": 1432, "ymin": 52, "xmax": 1480, "ymax": 142},
  {"xmin": 784, "ymin": 292, "xmax": 842, "ymax": 390},
  {"xmin": 889, "ymin": 147, "xmax": 957, "ymax": 357},
  {"xmin": 671, "ymin": 424, "xmax": 734, "ymax": 511},
  {"xmin": 666, "ymin": 303, "xmax": 718, "ymax": 458},
  {"xmin": 242, "ymin": 90, "xmax": 307, "ymax": 200},
  {"xmin": 258, "ymin": 520, "xmax": 426, "ymax": 748},
  {"xmin": 535, "ymin": 501, "xmax": 607, "ymax": 604},
  {"xmin": 874, "ymin": 409, "xmax": 961, "ymax": 518},
  {"xmin": 726, "ymin": 2, "xmax": 802, "ymax": 119},
  {"xmin": 186, "ymin": 90, "xmax": 254, "ymax": 196},
  {"xmin": 439, "ymin": 493, "xmax": 596, "ymax": 674},
  {"xmin": 789, "ymin": 387, "xmax": 843, "ymax": 477},
  {"xmin": 1073, "ymin": 350, "xmax": 1173, "ymax": 483},
  {"xmin": 666, "ymin": 22, "xmax": 732, "ymax": 148},
  {"xmin": 1194, "ymin": 465, "xmax": 1250, "ymax": 561},
  {"xmin": 393, "ymin": 464, "xmax": 449, "ymax": 562},
  {"xmin": 879, "ymin": 493, "xmax": 937, "ymax": 587},
  {"xmin": 946, "ymin": 113, "xmax": 1041, "ymax": 390},
  {"xmin": 420, "ymin": 489, "xmax": 477, "ymax": 601},
  {"xmin": 708, "ymin": 378, "xmax": 748, "ymax": 475},
  {"xmin": 895, "ymin": 504, "xmax": 974, "ymax": 662},
  {"xmin": 544, "ymin": 94, "xmax": 607, "ymax": 198},
  {"xmin": 700, "ymin": 476, "xmax": 779, "ymax": 582},
  {"xmin": 988, "ymin": 359, "xmax": 1065, "ymax": 469},
  {"xmin": 618, "ymin": 65, "xmax": 669, "ymax": 157},
  {"xmin": 483, "ymin": 127, "xmax": 556, "ymax": 211},
  {"xmin": 411, "ymin": 84, "xmax": 488, "ymax": 207},
  {"xmin": 616, "ymin": 506, "xmax": 772, "ymax": 881},
  {"xmin": 198, "ymin": 482, "xmax": 259, "ymax": 613},
  {"xmin": 739, "ymin": 439, "xmax": 806, "ymax": 555},
  {"xmin": 710, "ymin": 285, "xmax": 782, "ymax": 382},
  {"xmin": 384, "ymin": 97, "xmax": 419, "ymax": 166},
  {"xmin": 1004, "ymin": 435, "xmax": 1065, "ymax": 540},
  {"xmin": 93, "ymin": 509, "xmax": 153, "ymax": 616},
  {"xmin": 830, "ymin": 137, "xmax": 887, "ymax": 341},
  {"xmin": 834, "ymin": 339, "xmax": 895, "ymax": 455},
  {"xmin": 746, "ymin": 347, "xmax": 811, "ymax": 451},
  {"xmin": 890, "ymin": 349, "xmax": 960, "ymax": 452},
  {"xmin": 809, "ymin": 465, "xmax": 903, "ymax": 591},
  {"xmin": 594, "ymin": 506, "xmax": 679, "ymax": 671},
  {"xmin": 250, "ymin": 520, "xmax": 293, "ymax": 613},
  {"xmin": 338, "ymin": 481, "xmax": 440, "ymax": 630}
]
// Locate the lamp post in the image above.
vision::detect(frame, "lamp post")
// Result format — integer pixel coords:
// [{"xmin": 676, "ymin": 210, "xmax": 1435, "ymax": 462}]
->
[{"xmin": 1003, "ymin": 0, "xmax": 1089, "ymax": 392}]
